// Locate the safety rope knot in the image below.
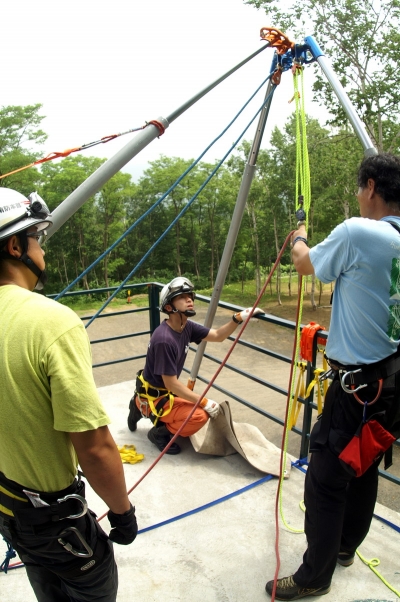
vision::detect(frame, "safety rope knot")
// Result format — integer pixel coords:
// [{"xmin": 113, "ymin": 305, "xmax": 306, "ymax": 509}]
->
[
  {"xmin": 0, "ymin": 539, "xmax": 17, "ymax": 574},
  {"xmin": 147, "ymin": 120, "xmax": 166, "ymax": 137}
]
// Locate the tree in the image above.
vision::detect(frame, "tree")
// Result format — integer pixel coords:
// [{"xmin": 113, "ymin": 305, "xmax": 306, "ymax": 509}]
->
[
  {"xmin": 41, "ymin": 156, "xmax": 106, "ymax": 293},
  {"xmin": 0, "ymin": 104, "xmax": 47, "ymax": 191},
  {"xmin": 95, "ymin": 173, "xmax": 135, "ymax": 289},
  {"xmin": 245, "ymin": 0, "xmax": 400, "ymax": 152}
]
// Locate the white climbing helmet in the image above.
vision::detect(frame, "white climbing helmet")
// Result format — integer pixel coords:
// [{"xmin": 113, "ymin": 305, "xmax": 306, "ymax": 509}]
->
[
  {"xmin": 159, "ymin": 277, "xmax": 196, "ymax": 314},
  {"xmin": 0, "ymin": 188, "xmax": 52, "ymax": 242}
]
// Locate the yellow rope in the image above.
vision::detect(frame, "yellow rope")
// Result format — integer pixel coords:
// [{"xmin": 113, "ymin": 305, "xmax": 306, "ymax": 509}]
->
[
  {"xmin": 356, "ymin": 550, "xmax": 400, "ymax": 597},
  {"xmin": 278, "ymin": 65, "xmax": 312, "ymax": 534},
  {"xmin": 298, "ymin": 501, "xmax": 400, "ymax": 596}
]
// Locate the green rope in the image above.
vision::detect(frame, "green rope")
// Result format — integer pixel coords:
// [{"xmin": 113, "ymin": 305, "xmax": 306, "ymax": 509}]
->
[
  {"xmin": 279, "ymin": 65, "xmax": 311, "ymax": 534},
  {"xmin": 298, "ymin": 501, "xmax": 400, "ymax": 596}
]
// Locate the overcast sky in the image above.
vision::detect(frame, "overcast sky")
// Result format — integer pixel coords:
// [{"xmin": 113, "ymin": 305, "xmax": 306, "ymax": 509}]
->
[{"xmin": 2, "ymin": 0, "xmax": 324, "ymax": 181}]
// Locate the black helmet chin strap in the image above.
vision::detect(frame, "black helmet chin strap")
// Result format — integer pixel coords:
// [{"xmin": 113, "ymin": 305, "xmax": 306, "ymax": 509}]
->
[
  {"xmin": 0, "ymin": 250, "xmax": 48, "ymax": 290},
  {"xmin": 168, "ymin": 304, "xmax": 196, "ymax": 333},
  {"xmin": 0, "ymin": 229, "xmax": 47, "ymax": 290},
  {"xmin": 19, "ymin": 252, "xmax": 48, "ymax": 290}
]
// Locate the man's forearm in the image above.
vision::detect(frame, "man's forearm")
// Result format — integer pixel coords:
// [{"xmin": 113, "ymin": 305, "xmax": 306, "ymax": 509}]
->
[
  {"xmin": 210, "ymin": 319, "xmax": 239, "ymax": 341},
  {"xmin": 69, "ymin": 427, "xmax": 131, "ymax": 514},
  {"xmin": 291, "ymin": 226, "xmax": 315, "ymax": 275},
  {"xmin": 162, "ymin": 375, "xmax": 202, "ymax": 403}
]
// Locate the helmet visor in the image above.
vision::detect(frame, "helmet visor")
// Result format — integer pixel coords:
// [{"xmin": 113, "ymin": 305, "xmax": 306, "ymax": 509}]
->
[
  {"xmin": 166, "ymin": 277, "xmax": 195, "ymax": 295},
  {"xmin": 26, "ymin": 228, "xmax": 48, "ymax": 247}
]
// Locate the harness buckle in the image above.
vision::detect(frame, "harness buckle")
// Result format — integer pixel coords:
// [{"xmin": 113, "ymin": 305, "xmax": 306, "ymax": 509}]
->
[
  {"xmin": 340, "ymin": 369, "xmax": 368, "ymax": 394},
  {"xmin": 57, "ymin": 526, "xmax": 93, "ymax": 557},
  {"xmin": 56, "ymin": 494, "xmax": 88, "ymax": 519},
  {"xmin": 318, "ymin": 368, "xmax": 334, "ymax": 382}
]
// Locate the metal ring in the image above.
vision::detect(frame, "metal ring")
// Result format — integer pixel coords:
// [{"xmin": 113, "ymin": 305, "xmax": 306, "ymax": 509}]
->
[
  {"xmin": 340, "ymin": 369, "xmax": 368, "ymax": 394},
  {"xmin": 56, "ymin": 494, "xmax": 88, "ymax": 519}
]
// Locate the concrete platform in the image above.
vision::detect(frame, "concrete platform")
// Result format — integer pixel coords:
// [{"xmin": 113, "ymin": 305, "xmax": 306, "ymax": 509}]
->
[{"xmin": 1, "ymin": 380, "xmax": 400, "ymax": 602}]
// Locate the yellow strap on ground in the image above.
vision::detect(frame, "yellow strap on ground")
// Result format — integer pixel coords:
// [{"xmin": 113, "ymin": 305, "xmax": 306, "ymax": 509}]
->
[{"xmin": 117, "ymin": 445, "xmax": 144, "ymax": 464}]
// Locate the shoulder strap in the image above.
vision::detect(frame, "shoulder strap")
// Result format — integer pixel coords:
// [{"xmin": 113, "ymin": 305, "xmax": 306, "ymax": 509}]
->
[{"xmin": 386, "ymin": 219, "xmax": 400, "ymax": 234}]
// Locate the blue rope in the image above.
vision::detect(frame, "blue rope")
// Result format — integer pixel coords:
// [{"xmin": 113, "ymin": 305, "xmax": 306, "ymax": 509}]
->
[
  {"xmin": 0, "ymin": 539, "xmax": 16, "ymax": 574},
  {"xmin": 84, "ymin": 86, "xmax": 276, "ymax": 328},
  {"xmin": 2, "ymin": 465, "xmax": 398, "ymax": 573},
  {"xmin": 291, "ymin": 460, "xmax": 400, "ymax": 534},
  {"xmin": 54, "ymin": 72, "xmax": 273, "ymax": 303},
  {"xmin": 137, "ymin": 475, "xmax": 274, "ymax": 534}
]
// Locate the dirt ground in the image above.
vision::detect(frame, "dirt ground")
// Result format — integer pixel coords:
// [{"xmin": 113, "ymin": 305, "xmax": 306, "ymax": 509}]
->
[{"xmin": 82, "ymin": 292, "xmax": 400, "ymax": 513}]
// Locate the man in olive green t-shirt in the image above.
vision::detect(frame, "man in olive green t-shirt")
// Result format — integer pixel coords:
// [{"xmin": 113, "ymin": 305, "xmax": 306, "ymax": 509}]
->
[{"xmin": 0, "ymin": 188, "xmax": 137, "ymax": 602}]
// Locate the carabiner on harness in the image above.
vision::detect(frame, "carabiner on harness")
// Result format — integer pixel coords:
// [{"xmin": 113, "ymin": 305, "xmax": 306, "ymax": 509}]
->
[
  {"xmin": 340, "ymin": 369, "xmax": 368, "ymax": 394},
  {"xmin": 56, "ymin": 494, "xmax": 88, "ymax": 519},
  {"xmin": 340, "ymin": 369, "xmax": 383, "ymax": 406},
  {"xmin": 58, "ymin": 526, "xmax": 93, "ymax": 557}
]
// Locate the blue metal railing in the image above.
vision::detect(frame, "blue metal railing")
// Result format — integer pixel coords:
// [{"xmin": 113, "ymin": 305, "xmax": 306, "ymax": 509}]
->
[{"xmin": 55, "ymin": 282, "xmax": 399, "ymax": 488}]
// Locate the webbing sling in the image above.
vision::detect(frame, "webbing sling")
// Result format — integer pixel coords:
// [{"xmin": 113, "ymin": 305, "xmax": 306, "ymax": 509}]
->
[{"xmin": 136, "ymin": 371, "xmax": 175, "ymax": 424}]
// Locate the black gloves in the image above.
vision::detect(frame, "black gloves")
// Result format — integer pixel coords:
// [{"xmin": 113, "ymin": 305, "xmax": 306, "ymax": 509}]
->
[{"xmin": 108, "ymin": 504, "xmax": 138, "ymax": 545}]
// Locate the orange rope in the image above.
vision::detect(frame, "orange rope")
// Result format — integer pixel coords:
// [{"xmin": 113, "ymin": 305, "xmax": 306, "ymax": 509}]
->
[{"xmin": 0, "ymin": 122, "xmax": 155, "ymax": 180}]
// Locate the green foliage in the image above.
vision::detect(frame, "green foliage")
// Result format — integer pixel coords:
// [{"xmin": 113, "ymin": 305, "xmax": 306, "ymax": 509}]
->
[
  {"xmin": 0, "ymin": 104, "xmax": 47, "ymax": 191},
  {"xmin": 245, "ymin": 0, "xmax": 400, "ymax": 152},
  {"xmin": 0, "ymin": 103, "xmax": 367, "ymax": 301}
]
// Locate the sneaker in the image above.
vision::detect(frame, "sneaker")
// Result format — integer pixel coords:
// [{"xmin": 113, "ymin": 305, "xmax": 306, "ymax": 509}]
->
[
  {"xmin": 147, "ymin": 425, "xmax": 181, "ymax": 455},
  {"xmin": 337, "ymin": 551, "xmax": 355, "ymax": 567},
  {"xmin": 127, "ymin": 395, "xmax": 142, "ymax": 432},
  {"xmin": 265, "ymin": 575, "xmax": 331, "ymax": 600}
]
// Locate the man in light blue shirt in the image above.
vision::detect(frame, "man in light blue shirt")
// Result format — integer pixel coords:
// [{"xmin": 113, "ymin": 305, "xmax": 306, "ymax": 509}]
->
[{"xmin": 266, "ymin": 153, "xmax": 400, "ymax": 601}]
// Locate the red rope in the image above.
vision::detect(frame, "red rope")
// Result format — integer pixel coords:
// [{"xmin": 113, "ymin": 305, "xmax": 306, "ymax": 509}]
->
[
  {"xmin": 147, "ymin": 120, "xmax": 165, "ymax": 137},
  {"xmin": 97, "ymin": 230, "xmax": 295, "ymax": 522}
]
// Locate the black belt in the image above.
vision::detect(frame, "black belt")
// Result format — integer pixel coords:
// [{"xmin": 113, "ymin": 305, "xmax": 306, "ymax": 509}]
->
[
  {"xmin": 0, "ymin": 472, "xmax": 86, "ymax": 524},
  {"xmin": 327, "ymin": 350, "xmax": 400, "ymax": 388}
]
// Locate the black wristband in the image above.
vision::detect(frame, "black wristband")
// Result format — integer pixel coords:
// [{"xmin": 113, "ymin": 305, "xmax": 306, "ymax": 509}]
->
[
  {"xmin": 232, "ymin": 313, "xmax": 243, "ymax": 324},
  {"xmin": 292, "ymin": 236, "xmax": 308, "ymax": 247}
]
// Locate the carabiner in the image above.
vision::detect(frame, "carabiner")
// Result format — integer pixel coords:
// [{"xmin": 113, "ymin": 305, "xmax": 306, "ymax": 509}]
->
[
  {"xmin": 340, "ymin": 369, "xmax": 368, "ymax": 394},
  {"xmin": 58, "ymin": 527, "xmax": 93, "ymax": 557},
  {"xmin": 57, "ymin": 494, "xmax": 88, "ymax": 519},
  {"xmin": 318, "ymin": 368, "xmax": 334, "ymax": 382}
]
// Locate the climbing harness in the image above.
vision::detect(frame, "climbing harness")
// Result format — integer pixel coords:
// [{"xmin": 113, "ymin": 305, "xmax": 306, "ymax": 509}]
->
[
  {"xmin": 135, "ymin": 370, "xmax": 174, "ymax": 426},
  {"xmin": 0, "ymin": 471, "xmax": 110, "ymax": 577}
]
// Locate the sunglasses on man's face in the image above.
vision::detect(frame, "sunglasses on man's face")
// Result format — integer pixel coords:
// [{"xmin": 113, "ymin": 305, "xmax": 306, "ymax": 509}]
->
[{"xmin": 26, "ymin": 230, "xmax": 47, "ymax": 246}]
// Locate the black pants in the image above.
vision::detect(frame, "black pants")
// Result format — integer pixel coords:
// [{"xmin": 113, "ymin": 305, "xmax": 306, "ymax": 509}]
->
[
  {"xmin": 0, "ymin": 510, "xmax": 118, "ymax": 602},
  {"xmin": 293, "ymin": 445, "xmax": 380, "ymax": 588}
]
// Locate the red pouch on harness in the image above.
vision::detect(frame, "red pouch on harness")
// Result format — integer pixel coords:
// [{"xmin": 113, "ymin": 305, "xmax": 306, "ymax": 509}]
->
[{"xmin": 338, "ymin": 419, "xmax": 395, "ymax": 477}]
